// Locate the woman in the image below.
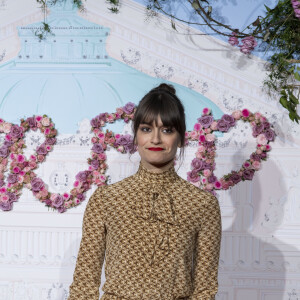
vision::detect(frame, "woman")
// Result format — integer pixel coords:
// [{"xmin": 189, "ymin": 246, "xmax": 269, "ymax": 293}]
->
[{"xmin": 68, "ymin": 83, "xmax": 222, "ymax": 300}]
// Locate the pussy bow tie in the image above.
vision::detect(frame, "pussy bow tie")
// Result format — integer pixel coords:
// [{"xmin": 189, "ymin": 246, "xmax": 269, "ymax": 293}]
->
[{"xmin": 134, "ymin": 183, "xmax": 179, "ymax": 266}]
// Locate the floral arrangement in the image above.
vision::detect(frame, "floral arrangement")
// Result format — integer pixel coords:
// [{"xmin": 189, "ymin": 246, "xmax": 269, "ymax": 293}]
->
[
  {"xmin": 187, "ymin": 108, "xmax": 275, "ymax": 195},
  {"xmin": 0, "ymin": 103, "xmax": 275, "ymax": 212},
  {"xmin": 291, "ymin": 0, "xmax": 300, "ymax": 18}
]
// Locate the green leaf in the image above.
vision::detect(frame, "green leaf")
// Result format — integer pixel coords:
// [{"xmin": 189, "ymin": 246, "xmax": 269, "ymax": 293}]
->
[
  {"xmin": 289, "ymin": 92, "xmax": 299, "ymax": 104},
  {"xmin": 294, "ymin": 72, "xmax": 300, "ymax": 82},
  {"xmin": 264, "ymin": 4, "xmax": 271, "ymax": 12},
  {"xmin": 279, "ymin": 96, "xmax": 288, "ymax": 108}
]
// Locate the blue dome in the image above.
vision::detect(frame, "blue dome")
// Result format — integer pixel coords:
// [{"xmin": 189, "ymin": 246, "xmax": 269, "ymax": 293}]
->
[{"xmin": 0, "ymin": 0, "xmax": 223, "ymax": 133}]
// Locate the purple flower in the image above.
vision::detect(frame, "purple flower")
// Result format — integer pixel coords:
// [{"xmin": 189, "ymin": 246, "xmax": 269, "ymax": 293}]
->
[
  {"xmin": 208, "ymin": 175, "xmax": 217, "ymax": 183},
  {"xmin": 52, "ymin": 194, "xmax": 64, "ymax": 208},
  {"xmin": 260, "ymin": 152, "xmax": 267, "ymax": 159},
  {"xmin": 0, "ymin": 179, "xmax": 5, "ymax": 187},
  {"xmin": 221, "ymin": 114, "xmax": 235, "ymax": 126},
  {"xmin": 262, "ymin": 122, "xmax": 270, "ymax": 130},
  {"xmin": 31, "ymin": 177, "xmax": 44, "ymax": 192},
  {"xmin": 0, "ymin": 201, "xmax": 12, "ymax": 211},
  {"xmin": 36, "ymin": 144, "xmax": 47, "ymax": 155},
  {"xmin": 243, "ymin": 169, "xmax": 255, "ymax": 180},
  {"xmin": 230, "ymin": 172, "xmax": 241, "ymax": 184},
  {"xmin": 75, "ymin": 171, "xmax": 89, "ymax": 182},
  {"xmin": 264, "ymin": 129, "xmax": 275, "ymax": 141},
  {"xmin": 250, "ymin": 153, "xmax": 261, "ymax": 161},
  {"xmin": 58, "ymin": 206, "xmax": 66, "ymax": 213},
  {"xmin": 77, "ymin": 193, "xmax": 85, "ymax": 201},
  {"xmin": 0, "ymin": 146, "xmax": 10, "ymax": 158},
  {"xmin": 92, "ymin": 143, "xmax": 104, "ymax": 154},
  {"xmin": 239, "ymin": 36, "xmax": 257, "ymax": 55},
  {"xmin": 91, "ymin": 117, "xmax": 100, "ymax": 128},
  {"xmin": 252, "ymin": 124, "xmax": 264, "ymax": 137},
  {"xmin": 7, "ymin": 174, "xmax": 18, "ymax": 184},
  {"xmin": 45, "ymin": 137, "xmax": 56, "ymax": 145},
  {"xmin": 217, "ymin": 119, "xmax": 230, "ymax": 132},
  {"xmin": 3, "ymin": 140, "xmax": 13, "ymax": 147},
  {"xmin": 10, "ymin": 125, "xmax": 23, "ymax": 139},
  {"xmin": 203, "ymin": 161, "xmax": 214, "ymax": 170},
  {"xmin": 187, "ymin": 169, "xmax": 200, "ymax": 183},
  {"xmin": 292, "ymin": 0, "xmax": 300, "ymax": 9},
  {"xmin": 203, "ymin": 141, "xmax": 215, "ymax": 148},
  {"xmin": 191, "ymin": 158, "xmax": 204, "ymax": 171},
  {"xmin": 27, "ymin": 117, "xmax": 37, "ymax": 128},
  {"xmin": 197, "ymin": 115, "xmax": 214, "ymax": 128},
  {"xmin": 7, "ymin": 192, "xmax": 17, "ymax": 202},
  {"xmin": 228, "ymin": 32, "xmax": 239, "ymax": 46},
  {"xmin": 123, "ymin": 102, "xmax": 135, "ymax": 114},
  {"xmin": 116, "ymin": 134, "xmax": 134, "ymax": 153},
  {"xmin": 90, "ymin": 159, "xmax": 100, "ymax": 169}
]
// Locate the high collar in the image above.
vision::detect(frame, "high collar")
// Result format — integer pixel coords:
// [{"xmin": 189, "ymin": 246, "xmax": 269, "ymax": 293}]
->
[{"xmin": 135, "ymin": 161, "xmax": 179, "ymax": 187}]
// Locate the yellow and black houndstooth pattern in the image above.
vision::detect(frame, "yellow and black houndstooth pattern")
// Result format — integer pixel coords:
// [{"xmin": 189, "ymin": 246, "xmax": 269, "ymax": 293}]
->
[{"xmin": 68, "ymin": 162, "xmax": 221, "ymax": 300}]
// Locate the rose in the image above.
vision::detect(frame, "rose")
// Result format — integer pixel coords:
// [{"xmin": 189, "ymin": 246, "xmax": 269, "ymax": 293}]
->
[
  {"xmin": 7, "ymin": 192, "xmax": 17, "ymax": 202},
  {"xmin": 92, "ymin": 143, "xmax": 104, "ymax": 154},
  {"xmin": 242, "ymin": 109, "xmax": 250, "ymax": 118},
  {"xmin": 228, "ymin": 32, "xmax": 239, "ymax": 46},
  {"xmin": 257, "ymin": 134, "xmax": 268, "ymax": 145},
  {"xmin": 243, "ymin": 169, "xmax": 255, "ymax": 180},
  {"xmin": 41, "ymin": 117, "xmax": 50, "ymax": 127},
  {"xmin": 75, "ymin": 171, "xmax": 89, "ymax": 182},
  {"xmin": 214, "ymin": 181, "xmax": 222, "ymax": 189},
  {"xmin": 221, "ymin": 114, "xmax": 235, "ymax": 126},
  {"xmin": 198, "ymin": 115, "xmax": 214, "ymax": 128},
  {"xmin": 10, "ymin": 125, "xmax": 23, "ymax": 139},
  {"xmin": 52, "ymin": 194, "xmax": 64, "ymax": 208},
  {"xmin": 252, "ymin": 124, "xmax": 264, "ymax": 137},
  {"xmin": 7, "ymin": 174, "xmax": 18, "ymax": 184},
  {"xmin": 203, "ymin": 169, "xmax": 211, "ymax": 177},
  {"xmin": 91, "ymin": 117, "xmax": 100, "ymax": 128},
  {"xmin": 27, "ymin": 117, "xmax": 37, "ymax": 128},
  {"xmin": 210, "ymin": 121, "xmax": 218, "ymax": 130},
  {"xmin": 264, "ymin": 129, "xmax": 275, "ymax": 141},
  {"xmin": 123, "ymin": 102, "xmax": 135, "ymax": 114},
  {"xmin": 90, "ymin": 159, "xmax": 100, "ymax": 170},
  {"xmin": 260, "ymin": 152, "xmax": 267, "ymax": 159},
  {"xmin": 193, "ymin": 123, "xmax": 201, "ymax": 131},
  {"xmin": 0, "ymin": 200, "xmax": 12, "ymax": 211},
  {"xmin": 0, "ymin": 146, "xmax": 9, "ymax": 158},
  {"xmin": 187, "ymin": 169, "xmax": 200, "ymax": 183},
  {"xmin": 252, "ymin": 161, "xmax": 261, "ymax": 170},
  {"xmin": 217, "ymin": 119, "xmax": 230, "ymax": 132},
  {"xmin": 36, "ymin": 144, "xmax": 47, "ymax": 155},
  {"xmin": 3, "ymin": 123, "xmax": 12, "ymax": 133},
  {"xmin": 250, "ymin": 153, "xmax": 261, "ymax": 161},
  {"xmin": 232, "ymin": 110, "xmax": 242, "ymax": 120},
  {"xmin": 205, "ymin": 134, "xmax": 215, "ymax": 142},
  {"xmin": 31, "ymin": 177, "xmax": 44, "ymax": 192},
  {"xmin": 207, "ymin": 175, "xmax": 217, "ymax": 183},
  {"xmin": 191, "ymin": 158, "xmax": 204, "ymax": 172},
  {"xmin": 230, "ymin": 172, "xmax": 241, "ymax": 184},
  {"xmin": 262, "ymin": 122, "xmax": 270, "ymax": 130}
]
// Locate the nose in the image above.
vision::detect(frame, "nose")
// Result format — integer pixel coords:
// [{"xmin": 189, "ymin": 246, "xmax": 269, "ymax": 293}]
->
[{"xmin": 151, "ymin": 129, "xmax": 161, "ymax": 144}]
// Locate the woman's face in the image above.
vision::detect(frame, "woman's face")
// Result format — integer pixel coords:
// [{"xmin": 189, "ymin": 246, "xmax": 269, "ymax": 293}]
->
[{"xmin": 135, "ymin": 115, "xmax": 181, "ymax": 172}]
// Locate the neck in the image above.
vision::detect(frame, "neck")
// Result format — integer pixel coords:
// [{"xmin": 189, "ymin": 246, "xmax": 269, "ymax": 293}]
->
[{"xmin": 140, "ymin": 159, "xmax": 175, "ymax": 173}]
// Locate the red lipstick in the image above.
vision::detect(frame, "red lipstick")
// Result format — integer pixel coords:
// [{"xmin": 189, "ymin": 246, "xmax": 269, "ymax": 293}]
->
[{"xmin": 148, "ymin": 147, "xmax": 164, "ymax": 151}]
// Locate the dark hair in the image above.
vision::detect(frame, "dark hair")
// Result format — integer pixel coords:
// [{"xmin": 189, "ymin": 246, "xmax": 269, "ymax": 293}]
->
[{"xmin": 132, "ymin": 83, "xmax": 186, "ymax": 163}]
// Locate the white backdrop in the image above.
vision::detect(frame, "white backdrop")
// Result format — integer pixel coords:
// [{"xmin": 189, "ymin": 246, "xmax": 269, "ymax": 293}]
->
[{"xmin": 1, "ymin": 0, "xmax": 300, "ymax": 299}]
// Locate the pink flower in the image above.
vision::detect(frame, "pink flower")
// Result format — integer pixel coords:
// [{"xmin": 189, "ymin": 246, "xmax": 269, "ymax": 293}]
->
[
  {"xmin": 99, "ymin": 175, "xmax": 106, "ymax": 182},
  {"xmin": 198, "ymin": 145, "xmax": 205, "ymax": 153},
  {"xmin": 190, "ymin": 131, "xmax": 199, "ymax": 140},
  {"xmin": 107, "ymin": 114, "xmax": 115, "ymax": 123},
  {"xmin": 205, "ymin": 133, "xmax": 215, "ymax": 142},
  {"xmin": 44, "ymin": 128, "xmax": 50, "ymax": 135},
  {"xmin": 13, "ymin": 167, "xmax": 21, "ymax": 173},
  {"xmin": 254, "ymin": 112, "xmax": 262, "ymax": 120},
  {"xmin": 115, "ymin": 134, "xmax": 121, "ymax": 139},
  {"xmin": 214, "ymin": 181, "xmax": 222, "ymax": 189},
  {"xmin": 199, "ymin": 135, "xmax": 206, "ymax": 143},
  {"xmin": 265, "ymin": 144, "xmax": 271, "ymax": 151},
  {"xmin": 117, "ymin": 145, "xmax": 124, "ymax": 152},
  {"xmin": 228, "ymin": 32, "xmax": 239, "ymax": 46},
  {"xmin": 194, "ymin": 123, "xmax": 201, "ymax": 131},
  {"xmin": 74, "ymin": 180, "xmax": 80, "ymax": 187},
  {"xmin": 63, "ymin": 193, "xmax": 70, "ymax": 199},
  {"xmin": 17, "ymin": 154, "xmax": 25, "ymax": 163},
  {"xmin": 0, "ymin": 187, "xmax": 6, "ymax": 193},
  {"xmin": 203, "ymin": 169, "xmax": 211, "ymax": 177},
  {"xmin": 252, "ymin": 161, "xmax": 261, "ymax": 170},
  {"xmin": 243, "ymin": 161, "xmax": 251, "ymax": 168},
  {"xmin": 36, "ymin": 116, "xmax": 42, "ymax": 122},
  {"xmin": 202, "ymin": 178, "xmax": 207, "ymax": 184},
  {"xmin": 239, "ymin": 36, "xmax": 257, "ymax": 55},
  {"xmin": 204, "ymin": 128, "xmax": 211, "ymax": 134},
  {"xmin": 98, "ymin": 132, "xmax": 105, "ymax": 139},
  {"xmin": 256, "ymin": 134, "xmax": 268, "ymax": 145},
  {"xmin": 41, "ymin": 117, "xmax": 50, "ymax": 127},
  {"xmin": 210, "ymin": 121, "xmax": 218, "ymax": 130},
  {"xmin": 242, "ymin": 109, "xmax": 250, "ymax": 118},
  {"xmin": 256, "ymin": 149, "xmax": 262, "ymax": 155},
  {"xmin": 30, "ymin": 155, "xmax": 37, "ymax": 161},
  {"xmin": 206, "ymin": 183, "xmax": 214, "ymax": 190},
  {"xmin": 202, "ymin": 107, "xmax": 211, "ymax": 115}
]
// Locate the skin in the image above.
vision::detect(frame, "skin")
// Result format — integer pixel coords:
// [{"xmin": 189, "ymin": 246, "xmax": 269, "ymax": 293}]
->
[{"xmin": 135, "ymin": 115, "xmax": 181, "ymax": 173}]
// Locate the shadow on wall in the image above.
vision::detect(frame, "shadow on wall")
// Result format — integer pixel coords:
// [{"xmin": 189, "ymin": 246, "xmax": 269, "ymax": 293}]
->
[{"xmin": 218, "ymin": 150, "xmax": 300, "ymax": 300}]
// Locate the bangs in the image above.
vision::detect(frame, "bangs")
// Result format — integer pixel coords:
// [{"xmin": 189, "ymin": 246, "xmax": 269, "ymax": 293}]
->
[{"xmin": 139, "ymin": 93, "xmax": 179, "ymax": 129}]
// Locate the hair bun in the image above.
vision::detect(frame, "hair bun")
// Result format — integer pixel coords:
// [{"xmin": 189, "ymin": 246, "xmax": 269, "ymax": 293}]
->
[{"xmin": 152, "ymin": 83, "xmax": 176, "ymax": 95}]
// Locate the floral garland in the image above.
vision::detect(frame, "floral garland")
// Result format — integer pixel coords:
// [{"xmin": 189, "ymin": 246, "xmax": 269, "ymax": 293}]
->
[
  {"xmin": 186, "ymin": 108, "xmax": 275, "ymax": 195},
  {"xmin": 0, "ymin": 103, "xmax": 275, "ymax": 212}
]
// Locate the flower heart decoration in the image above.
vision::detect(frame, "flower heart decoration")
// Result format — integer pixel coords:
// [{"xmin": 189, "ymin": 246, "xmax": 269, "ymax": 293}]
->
[
  {"xmin": 0, "ymin": 103, "xmax": 275, "ymax": 212},
  {"xmin": 186, "ymin": 108, "xmax": 275, "ymax": 195}
]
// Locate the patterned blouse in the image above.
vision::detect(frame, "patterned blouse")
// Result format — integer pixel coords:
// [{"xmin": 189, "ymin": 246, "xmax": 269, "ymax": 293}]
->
[{"xmin": 68, "ymin": 162, "xmax": 221, "ymax": 300}]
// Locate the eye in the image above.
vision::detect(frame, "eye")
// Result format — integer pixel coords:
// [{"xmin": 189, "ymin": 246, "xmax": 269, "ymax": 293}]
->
[
  {"xmin": 139, "ymin": 126, "xmax": 151, "ymax": 132},
  {"xmin": 162, "ymin": 127, "xmax": 174, "ymax": 134}
]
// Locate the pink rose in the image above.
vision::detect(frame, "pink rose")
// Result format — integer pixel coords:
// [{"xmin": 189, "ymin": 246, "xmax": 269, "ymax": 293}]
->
[
  {"xmin": 232, "ymin": 110, "xmax": 242, "ymax": 120},
  {"xmin": 194, "ymin": 123, "xmax": 201, "ymax": 131},
  {"xmin": 44, "ymin": 128, "xmax": 50, "ymax": 135},
  {"xmin": 210, "ymin": 121, "xmax": 218, "ymax": 130},
  {"xmin": 74, "ymin": 180, "xmax": 80, "ymax": 187},
  {"xmin": 202, "ymin": 107, "xmax": 211, "ymax": 115},
  {"xmin": 206, "ymin": 183, "xmax": 214, "ymax": 190},
  {"xmin": 203, "ymin": 169, "xmax": 211, "ymax": 177},
  {"xmin": 41, "ymin": 117, "xmax": 50, "ymax": 127},
  {"xmin": 190, "ymin": 131, "xmax": 199, "ymax": 140},
  {"xmin": 17, "ymin": 154, "xmax": 25, "ymax": 163},
  {"xmin": 214, "ymin": 181, "xmax": 221, "ymax": 189},
  {"xmin": 117, "ymin": 145, "xmax": 124, "ymax": 152},
  {"xmin": 252, "ymin": 161, "xmax": 261, "ymax": 170},
  {"xmin": 36, "ymin": 116, "xmax": 42, "ymax": 122},
  {"xmin": 116, "ymin": 107, "xmax": 123, "ymax": 115},
  {"xmin": 196, "ymin": 152, "xmax": 203, "ymax": 159},
  {"xmin": 199, "ymin": 135, "xmax": 206, "ymax": 143},
  {"xmin": 63, "ymin": 193, "xmax": 70, "ymax": 199},
  {"xmin": 3, "ymin": 123, "xmax": 12, "ymax": 133},
  {"xmin": 204, "ymin": 128, "xmax": 211, "ymax": 134},
  {"xmin": 265, "ymin": 144, "xmax": 271, "ymax": 151},
  {"xmin": 242, "ymin": 109, "xmax": 250, "ymax": 118},
  {"xmin": 256, "ymin": 134, "xmax": 268, "ymax": 145},
  {"xmin": 98, "ymin": 132, "xmax": 105, "ymax": 139},
  {"xmin": 243, "ymin": 161, "xmax": 251, "ymax": 168},
  {"xmin": 205, "ymin": 133, "xmax": 215, "ymax": 142},
  {"xmin": 107, "ymin": 114, "xmax": 115, "ymax": 123}
]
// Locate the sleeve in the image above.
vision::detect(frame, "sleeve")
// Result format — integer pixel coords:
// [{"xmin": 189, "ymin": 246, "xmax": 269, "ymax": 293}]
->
[
  {"xmin": 68, "ymin": 187, "xmax": 107, "ymax": 300},
  {"xmin": 190, "ymin": 193, "xmax": 222, "ymax": 300}
]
